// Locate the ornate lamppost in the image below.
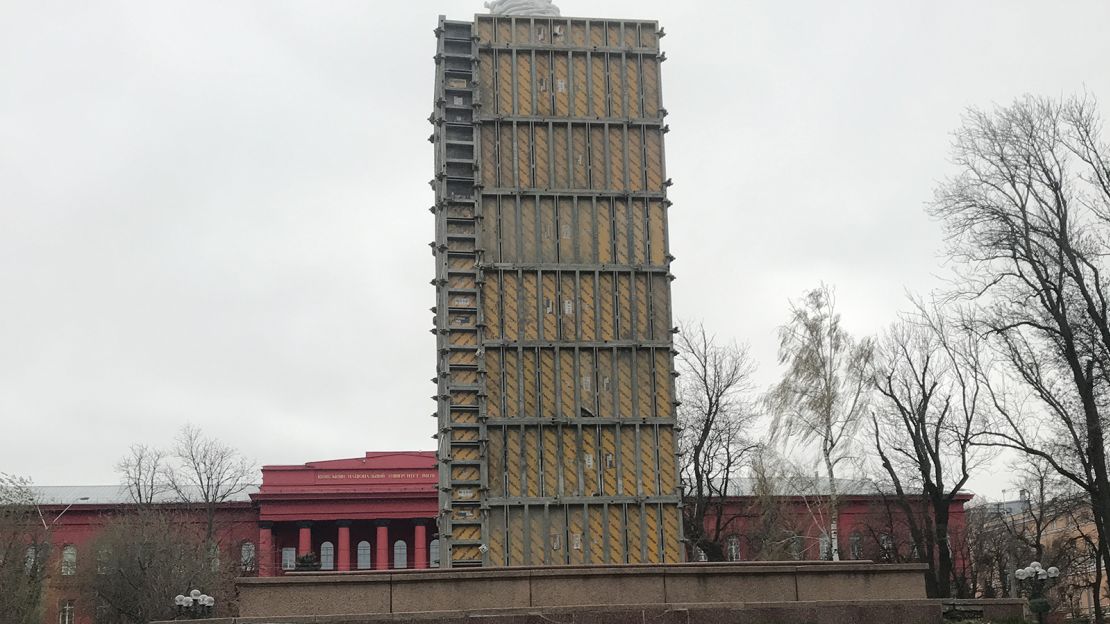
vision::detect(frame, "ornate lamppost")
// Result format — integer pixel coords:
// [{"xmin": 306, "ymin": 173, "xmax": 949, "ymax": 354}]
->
[
  {"xmin": 1014, "ymin": 561, "xmax": 1060, "ymax": 624},
  {"xmin": 173, "ymin": 590, "xmax": 215, "ymax": 619}
]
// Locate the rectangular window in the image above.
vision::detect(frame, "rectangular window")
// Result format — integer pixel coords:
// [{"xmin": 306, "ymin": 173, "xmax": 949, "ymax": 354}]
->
[
  {"xmin": 59, "ymin": 600, "xmax": 75, "ymax": 624},
  {"xmin": 281, "ymin": 547, "xmax": 296, "ymax": 571}
]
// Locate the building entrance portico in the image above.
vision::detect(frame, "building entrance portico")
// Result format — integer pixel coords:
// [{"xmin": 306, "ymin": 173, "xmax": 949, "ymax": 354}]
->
[{"xmin": 251, "ymin": 452, "xmax": 438, "ymax": 575}]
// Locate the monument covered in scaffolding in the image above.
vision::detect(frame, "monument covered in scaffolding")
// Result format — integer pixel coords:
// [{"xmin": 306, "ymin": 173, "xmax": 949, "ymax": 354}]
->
[{"xmin": 430, "ymin": 0, "xmax": 682, "ymax": 567}]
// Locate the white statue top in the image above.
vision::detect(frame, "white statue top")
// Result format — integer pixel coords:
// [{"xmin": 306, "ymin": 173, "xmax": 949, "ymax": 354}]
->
[{"xmin": 484, "ymin": 0, "xmax": 561, "ymax": 17}]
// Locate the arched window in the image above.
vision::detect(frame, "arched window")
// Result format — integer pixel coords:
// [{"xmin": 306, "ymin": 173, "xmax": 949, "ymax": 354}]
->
[
  {"xmin": 320, "ymin": 541, "xmax": 335, "ymax": 570},
  {"xmin": 58, "ymin": 599, "xmax": 75, "ymax": 624},
  {"xmin": 61, "ymin": 545, "xmax": 77, "ymax": 576},
  {"xmin": 429, "ymin": 539, "xmax": 441, "ymax": 568},
  {"xmin": 240, "ymin": 542, "xmax": 256, "ymax": 572},
  {"xmin": 393, "ymin": 540, "xmax": 408, "ymax": 569},
  {"xmin": 849, "ymin": 532, "xmax": 863, "ymax": 560},
  {"xmin": 356, "ymin": 541, "xmax": 372, "ymax": 569},
  {"xmin": 25, "ymin": 546, "xmax": 38, "ymax": 574},
  {"xmin": 726, "ymin": 535, "xmax": 741, "ymax": 561}
]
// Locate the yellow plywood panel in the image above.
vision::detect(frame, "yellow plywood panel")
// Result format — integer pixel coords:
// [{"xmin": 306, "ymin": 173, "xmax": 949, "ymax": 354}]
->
[
  {"xmin": 589, "ymin": 125, "xmax": 606, "ymax": 189},
  {"xmin": 488, "ymin": 427, "xmax": 504, "ymax": 496},
  {"xmin": 522, "ymin": 348, "xmax": 538, "ymax": 419},
  {"xmin": 589, "ymin": 22, "xmax": 605, "ymax": 48},
  {"xmin": 560, "ymin": 273, "xmax": 576, "ymax": 340},
  {"xmin": 571, "ymin": 124, "xmax": 589, "ymax": 188},
  {"xmin": 636, "ymin": 348, "xmax": 654, "ymax": 419},
  {"xmin": 579, "ymin": 272, "xmax": 596, "ymax": 342},
  {"xmin": 549, "ymin": 505, "xmax": 567, "ymax": 565},
  {"xmin": 606, "ymin": 23, "xmax": 621, "ymax": 49},
  {"xmin": 579, "ymin": 349, "xmax": 596, "ymax": 417},
  {"xmin": 628, "ymin": 128, "xmax": 644, "ymax": 192},
  {"xmin": 552, "ymin": 125, "xmax": 569, "ymax": 189},
  {"xmin": 524, "ymin": 427, "xmax": 540, "ymax": 497},
  {"xmin": 496, "ymin": 18, "xmax": 512, "ymax": 46},
  {"xmin": 608, "ymin": 126, "xmax": 625, "ymax": 190},
  {"xmin": 641, "ymin": 57, "xmax": 659, "ymax": 117},
  {"xmin": 454, "ymin": 446, "xmax": 480, "ymax": 462},
  {"xmin": 645, "ymin": 129, "xmax": 663, "ymax": 192},
  {"xmin": 503, "ymin": 349, "xmax": 520, "ymax": 418},
  {"xmin": 561, "ymin": 424, "xmax": 578, "ymax": 495},
  {"xmin": 630, "ymin": 200, "xmax": 646, "ymax": 265},
  {"xmin": 581, "ymin": 425, "xmax": 598, "ymax": 496},
  {"xmin": 620, "ymin": 425, "xmax": 638, "ymax": 495},
  {"xmin": 647, "ymin": 201, "xmax": 666, "ymax": 266},
  {"xmin": 616, "ymin": 351, "xmax": 634, "ymax": 420},
  {"xmin": 536, "ymin": 51, "xmax": 553, "ymax": 116},
  {"xmin": 481, "ymin": 197, "xmax": 499, "ymax": 262},
  {"xmin": 529, "ymin": 507, "xmax": 545, "ymax": 565},
  {"xmin": 640, "ymin": 426, "xmax": 658, "ymax": 496},
  {"xmin": 505, "ymin": 427, "xmax": 522, "ymax": 495},
  {"xmin": 607, "ymin": 505, "xmax": 625, "ymax": 563},
  {"xmin": 478, "ymin": 49, "xmax": 496, "ymax": 112},
  {"xmin": 588, "ymin": 55, "xmax": 606, "ymax": 118},
  {"xmin": 576, "ymin": 199, "xmax": 595, "ymax": 263},
  {"xmin": 489, "ymin": 507, "xmax": 506, "ymax": 566},
  {"xmin": 662, "ymin": 504, "xmax": 682, "ymax": 562},
  {"xmin": 520, "ymin": 196, "xmax": 537, "ymax": 263},
  {"xmin": 616, "ymin": 272, "xmax": 632, "ymax": 340},
  {"xmin": 483, "ymin": 272, "xmax": 501, "ymax": 341},
  {"xmin": 569, "ymin": 20, "xmax": 587, "ymax": 47},
  {"xmin": 596, "ymin": 200, "xmax": 612, "ymax": 263},
  {"xmin": 521, "ymin": 271, "xmax": 538, "ymax": 341},
  {"xmin": 553, "ymin": 52, "xmax": 570, "ymax": 116},
  {"xmin": 497, "ymin": 51, "xmax": 514, "ymax": 117},
  {"xmin": 517, "ymin": 124, "xmax": 532, "ymax": 188},
  {"xmin": 509, "ymin": 508, "xmax": 525, "ymax": 566},
  {"xmin": 514, "ymin": 19, "xmax": 530, "ymax": 46},
  {"xmin": 626, "ymin": 504, "xmax": 643, "ymax": 564},
  {"xmin": 598, "ymin": 273, "xmax": 615, "ymax": 341},
  {"xmin": 500, "ymin": 270, "xmax": 518, "ymax": 338},
  {"xmin": 652, "ymin": 274, "xmax": 671, "ymax": 340},
  {"xmin": 540, "ymin": 348, "xmax": 557, "ymax": 418},
  {"xmin": 658, "ymin": 425, "xmax": 677, "ymax": 493},
  {"xmin": 556, "ymin": 197, "xmax": 574, "ymax": 261},
  {"xmin": 643, "ymin": 503, "xmax": 660, "ymax": 563},
  {"xmin": 571, "ymin": 54, "xmax": 589, "ymax": 118},
  {"xmin": 454, "ymin": 369, "xmax": 478, "ymax": 387},
  {"xmin": 452, "ymin": 465, "xmax": 480, "ymax": 481},
  {"xmin": 635, "ymin": 273, "xmax": 650, "ymax": 341},
  {"xmin": 599, "ymin": 426, "xmax": 618, "ymax": 494},
  {"xmin": 452, "ymin": 545, "xmax": 481, "ymax": 564},
  {"xmin": 613, "ymin": 200, "xmax": 630, "ymax": 265},
  {"xmin": 655, "ymin": 348, "xmax": 673, "ymax": 417},
  {"xmin": 500, "ymin": 196, "xmax": 519, "ymax": 263},
  {"xmin": 595, "ymin": 348, "xmax": 613, "ymax": 418},
  {"xmin": 568, "ymin": 506, "xmax": 585, "ymax": 565},
  {"xmin": 625, "ymin": 56, "xmax": 641, "ymax": 118},
  {"xmin": 639, "ymin": 23, "xmax": 657, "ymax": 50},
  {"xmin": 498, "ymin": 122, "xmax": 515, "ymax": 188},
  {"xmin": 607, "ymin": 55, "xmax": 624, "ymax": 118},
  {"xmin": 542, "ymin": 426, "xmax": 559, "ymax": 494},
  {"xmin": 453, "ymin": 390, "xmax": 478, "ymax": 406},
  {"xmin": 539, "ymin": 197, "xmax": 556, "ymax": 262},
  {"xmin": 586, "ymin": 506, "xmax": 603, "ymax": 564},
  {"xmin": 534, "ymin": 126, "xmax": 551, "ymax": 190},
  {"xmin": 516, "ymin": 52, "xmax": 533, "ymax": 116},
  {"xmin": 541, "ymin": 271, "xmax": 558, "ymax": 340},
  {"xmin": 559, "ymin": 349, "xmax": 575, "ymax": 420}
]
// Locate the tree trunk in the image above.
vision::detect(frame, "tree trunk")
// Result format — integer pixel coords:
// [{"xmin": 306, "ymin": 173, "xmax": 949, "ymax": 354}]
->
[
  {"xmin": 933, "ymin": 504, "xmax": 952, "ymax": 599},
  {"xmin": 824, "ymin": 450, "xmax": 840, "ymax": 561}
]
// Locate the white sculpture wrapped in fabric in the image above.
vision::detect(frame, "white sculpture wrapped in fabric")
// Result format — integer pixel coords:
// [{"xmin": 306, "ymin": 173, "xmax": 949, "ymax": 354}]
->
[{"xmin": 484, "ymin": 0, "xmax": 561, "ymax": 17}]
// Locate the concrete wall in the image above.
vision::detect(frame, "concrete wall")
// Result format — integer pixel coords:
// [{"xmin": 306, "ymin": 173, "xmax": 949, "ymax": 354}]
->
[{"xmin": 237, "ymin": 561, "xmax": 929, "ymax": 617}]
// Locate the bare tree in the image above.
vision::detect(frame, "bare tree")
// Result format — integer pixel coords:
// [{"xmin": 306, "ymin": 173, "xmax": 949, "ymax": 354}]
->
[
  {"xmin": 676, "ymin": 320, "xmax": 759, "ymax": 561},
  {"xmin": 930, "ymin": 94, "xmax": 1110, "ymax": 624},
  {"xmin": 164, "ymin": 424, "xmax": 255, "ymax": 543},
  {"xmin": 0, "ymin": 473, "xmax": 45, "ymax": 624},
  {"xmin": 768, "ymin": 284, "xmax": 874, "ymax": 560},
  {"xmin": 116, "ymin": 444, "xmax": 168, "ymax": 506},
  {"xmin": 870, "ymin": 304, "xmax": 991, "ymax": 597},
  {"xmin": 85, "ymin": 509, "xmax": 238, "ymax": 624}
]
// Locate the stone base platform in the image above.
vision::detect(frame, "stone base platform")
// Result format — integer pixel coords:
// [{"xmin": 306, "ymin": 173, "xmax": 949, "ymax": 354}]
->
[{"xmin": 223, "ymin": 563, "xmax": 1023, "ymax": 624}]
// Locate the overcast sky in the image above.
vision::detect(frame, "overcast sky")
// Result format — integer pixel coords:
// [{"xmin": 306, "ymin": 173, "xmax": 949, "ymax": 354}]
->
[{"xmin": 3, "ymin": 1, "xmax": 1109, "ymax": 499}]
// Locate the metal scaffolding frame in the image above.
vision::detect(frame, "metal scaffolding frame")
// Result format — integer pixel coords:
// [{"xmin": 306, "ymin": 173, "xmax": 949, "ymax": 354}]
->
[{"xmin": 433, "ymin": 13, "xmax": 682, "ymax": 568}]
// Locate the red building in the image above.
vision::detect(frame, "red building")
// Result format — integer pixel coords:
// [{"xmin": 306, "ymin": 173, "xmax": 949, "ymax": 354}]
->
[
  {"xmin": 32, "ymin": 456, "xmax": 973, "ymax": 624},
  {"xmin": 252, "ymin": 451, "xmax": 438, "ymax": 574}
]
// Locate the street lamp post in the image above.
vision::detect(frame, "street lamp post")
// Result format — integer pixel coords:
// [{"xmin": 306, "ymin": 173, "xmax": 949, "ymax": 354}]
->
[
  {"xmin": 1014, "ymin": 561, "xmax": 1060, "ymax": 624},
  {"xmin": 173, "ymin": 590, "xmax": 215, "ymax": 619}
]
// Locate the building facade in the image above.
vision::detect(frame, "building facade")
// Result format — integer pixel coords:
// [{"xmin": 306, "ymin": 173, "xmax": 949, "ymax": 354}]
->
[{"xmin": 431, "ymin": 9, "xmax": 682, "ymax": 569}]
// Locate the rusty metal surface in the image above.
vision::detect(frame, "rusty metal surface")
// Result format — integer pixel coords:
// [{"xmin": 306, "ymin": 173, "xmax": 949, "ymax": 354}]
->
[{"xmin": 435, "ymin": 14, "xmax": 680, "ymax": 568}]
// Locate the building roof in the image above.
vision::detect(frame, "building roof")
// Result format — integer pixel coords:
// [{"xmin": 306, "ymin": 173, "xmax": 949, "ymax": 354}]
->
[{"xmin": 32, "ymin": 484, "xmax": 258, "ymax": 506}]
